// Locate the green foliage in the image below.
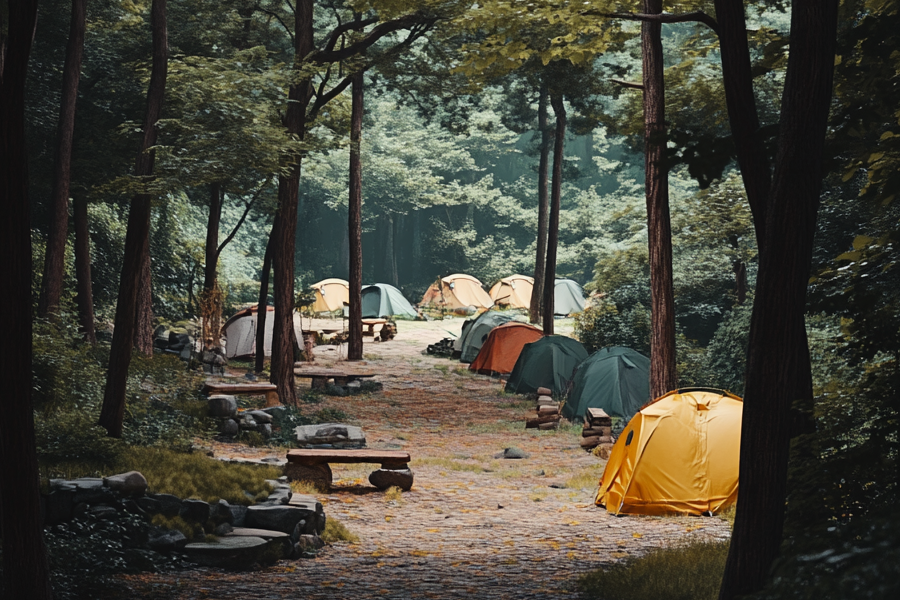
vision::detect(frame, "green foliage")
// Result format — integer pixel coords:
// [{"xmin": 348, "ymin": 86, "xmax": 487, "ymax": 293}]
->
[
  {"xmin": 699, "ymin": 302, "xmax": 753, "ymax": 396},
  {"xmin": 578, "ymin": 540, "xmax": 729, "ymax": 600},
  {"xmin": 36, "ymin": 410, "xmax": 126, "ymax": 479},
  {"xmin": 32, "ymin": 317, "xmax": 107, "ymax": 414},
  {"xmin": 574, "ymin": 304, "xmax": 651, "ymax": 356},
  {"xmin": 265, "ymin": 404, "xmax": 351, "ymax": 447},
  {"xmin": 320, "ymin": 518, "xmax": 360, "ymax": 544}
]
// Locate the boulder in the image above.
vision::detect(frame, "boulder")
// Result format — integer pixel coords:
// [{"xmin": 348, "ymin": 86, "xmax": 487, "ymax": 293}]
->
[
  {"xmin": 228, "ymin": 504, "xmax": 248, "ymax": 527},
  {"xmin": 215, "ymin": 499, "xmax": 233, "ymax": 524},
  {"xmin": 181, "ymin": 499, "xmax": 211, "ymax": 523},
  {"xmin": 208, "ymin": 395, "xmax": 238, "ymax": 418},
  {"xmin": 214, "ymin": 522, "xmax": 235, "ymax": 536},
  {"xmin": 257, "ymin": 423, "xmax": 273, "ymax": 438},
  {"xmin": 149, "ymin": 493, "xmax": 182, "ymax": 518},
  {"xmin": 495, "ymin": 447, "xmax": 529, "ymax": 460},
  {"xmin": 245, "ymin": 505, "xmax": 318, "ymax": 536},
  {"xmin": 148, "ymin": 528, "xmax": 188, "ymax": 552},
  {"xmin": 183, "ymin": 536, "xmax": 271, "ymax": 570},
  {"xmin": 293, "ymin": 534, "xmax": 325, "ymax": 557},
  {"xmin": 248, "ymin": 410, "xmax": 273, "ymax": 424},
  {"xmin": 135, "ymin": 496, "xmax": 161, "ymax": 514},
  {"xmin": 369, "ymin": 468, "xmax": 414, "ymax": 491},
  {"xmin": 72, "ymin": 478, "xmax": 114, "ymax": 505},
  {"xmin": 218, "ymin": 418, "xmax": 239, "ymax": 436},
  {"xmin": 105, "ymin": 471, "xmax": 148, "ymax": 497},
  {"xmin": 88, "ymin": 505, "xmax": 118, "ymax": 520}
]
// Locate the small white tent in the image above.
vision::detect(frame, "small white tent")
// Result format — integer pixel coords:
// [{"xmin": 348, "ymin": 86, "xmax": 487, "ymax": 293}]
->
[{"xmin": 222, "ymin": 306, "xmax": 304, "ymax": 359}]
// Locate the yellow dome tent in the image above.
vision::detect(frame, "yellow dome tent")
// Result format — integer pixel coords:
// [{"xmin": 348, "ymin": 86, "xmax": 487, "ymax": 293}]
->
[
  {"xmin": 419, "ymin": 274, "xmax": 493, "ymax": 310},
  {"xmin": 596, "ymin": 388, "xmax": 743, "ymax": 516},
  {"xmin": 489, "ymin": 275, "xmax": 534, "ymax": 309},
  {"xmin": 310, "ymin": 278, "xmax": 349, "ymax": 313}
]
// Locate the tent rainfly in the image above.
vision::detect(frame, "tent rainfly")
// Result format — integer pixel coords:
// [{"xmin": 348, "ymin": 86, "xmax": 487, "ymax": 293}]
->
[
  {"xmin": 504, "ymin": 335, "xmax": 588, "ymax": 395},
  {"xmin": 222, "ymin": 305, "xmax": 304, "ymax": 359},
  {"xmin": 457, "ymin": 310, "xmax": 524, "ymax": 363},
  {"xmin": 489, "ymin": 275, "xmax": 534, "ymax": 309},
  {"xmin": 469, "ymin": 322, "xmax": 543, "ymax": 375},
  {"xmin": 562, "ymin": 347, "xmax": 651, "ymax": 422},
  {"xmin": 596, "ymin": 388, "xmax": 743, "ymax": 516},
  {"xmin": 310, "ymin": 278, "xmax": 349, "ymax": 313},
  {"xmin": 360, "ymin": 283, "xmax": 417, "ymax": 318},
  {"xmin": 419, "ymin": 274, "xmax": 493, "ymax": 310},
  {"xmin": 554, "ymin": 279, "xmax": 586, "ymax": 316}
]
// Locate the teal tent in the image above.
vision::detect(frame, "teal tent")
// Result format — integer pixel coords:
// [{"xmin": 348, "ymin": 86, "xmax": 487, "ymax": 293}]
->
[
  {"xmin": 554, "ymin": 279, "xmax": 586, "ymax": 316},
  {"xmin": 360, "ymin": 284, "xmax": 417, "ymax": 318},
  {"xmin": 561, "ymin": 347, "xmax": 650, "ymax": 422},
  {"xmin": 504, "ymin": 336, "xmax": 589, "ymax": 395},
  {"xmin": 458, "ymin": 310, "xmax": 523, "ymax": 363}
]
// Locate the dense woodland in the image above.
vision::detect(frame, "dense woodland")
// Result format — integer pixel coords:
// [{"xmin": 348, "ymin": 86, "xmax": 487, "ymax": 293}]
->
[{"xmin": 1, "ymin": 0, "xmax": 898, "ymax": 599}]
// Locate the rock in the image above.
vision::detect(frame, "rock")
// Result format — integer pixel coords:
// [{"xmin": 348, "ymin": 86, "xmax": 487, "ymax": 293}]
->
[
  {"xmin": 215, "ymin": 499, "xmax": 233, "ymax": 524},
  {"xmin": 495, "ymin": 447, "xmax": 529, "ymax": 460},
  {"xmin": 135, "ymin": 496, "xmax": 161, "ymax": 514},
  {"xmin": 219, "ymin": 418, "xmax": 239, "ymax": 436},
  {"xmin": 169, "ymin": 332, "xmax": 191, "ymax": 347},
  {"xmin": 293, "ymin": 534, "xmax": 325, "ymax": 557},
  {"xmin": 536, "ymin": 387, "xmax": 553, "ymax": 396},
  {"xmin": 214, "ymin": 522, "xmax": 235, "ymax": 536},
  {"xmin": 346, "ymin": 381, "xmax": 362, "ymax": 393},
  {"xmin": 208, "ymin": 395, "xmax": 238, "ymax": 418},
  {"xmin": 43, "ymin": 489, "xmax": 75, "ymax": 525},
  {"xmin": 181, "ymin": 499, "xmax": 211, "ymax": 523},
  {"xmin": 88, "ymin": 505, "xmax": 118, "ymax": 520},
  {"xmin": 183, "ymin": 536, "xmax": 271, "ymax": 570},
  {"xmin": 248, "ymin": 410, "xmax": 273, "ymax": 424},
  {"xmin": 245, "ymin": 505, "xmax": 319, "ymax": 536},
  {"xmin": 294, "ymin": 423, "xmax": 366, "ymax": 447},
  {"xmin": 325, "ymin": 384, "xmax": 347, "ymax": 397},
  {"xmin": 228, "ymin": 504, "xmax": 248, "ymax": 527},
  {"xmin": 149, "ymin": 493, "xmax": 182, "ymax": 518},
  {"xmin": 104, "ymin": 471, "xmax": 148, "ymax": 496},
  {"xmin": 369, "ymin": 468, "xmax": 414, "ymax": 491},
  {"xmin": 227, "ymin": 527, "xmax": 292, "ymax": 556},
  {"xmin": 148, "ymin": 528, "xmax": 188, "ymax": 552},
  {"xmin": 238, "ymin": 414, "xmax": 257, "ymax": 429},
  {"xmin": 72, "ymin": 478, "xmax": 113, "ymax": 505},
  {"xmin": 179, "ymin": 346, "xmax": 192, "ymax": 361},
  {"xmin": 257, "ymin": 423, "xmax": 273, "ymax": 438}
]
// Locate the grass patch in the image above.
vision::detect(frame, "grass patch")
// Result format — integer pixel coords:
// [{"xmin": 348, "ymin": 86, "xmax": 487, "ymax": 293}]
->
[
  {"xmin": 566, "ymin": 468, "xmax": 602, "ymax": 490},
  {"xmin": 496, "ymin": 399, "xmax": 534, "ymax": 410},
  {"xmin": 414, "ymin": 456, "xmax": 485, "ymax": 472},
  {"xmin": 150, "ymin": 514, "xmax": 197, "ymax": 539},
  {"xmin": 578, "ymin": 539, "xmax": 729, "ymax": 600},
  {"xmin": 320, "ymin": 518, "xmax": 359, "ymax": 544},
  {"xmin": 290, "ymin": 479, "xmax": 326, "ymax": 495},
  {"xmin": 384, "ymin": 486, "xmax": 403, "ymax": 503},
  {"xmin": 465, "ymin": 420, "xmax": 524, "ymax": 434},
  {"xmin": 433, "ymin": 364, "xmax": 450, "ymax": 375}
]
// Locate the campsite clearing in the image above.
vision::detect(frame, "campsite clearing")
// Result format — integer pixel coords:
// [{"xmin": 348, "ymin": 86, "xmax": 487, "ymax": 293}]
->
[{"xmin": 107, "ymin": 318, "xmax": 730, "ymax": 600}]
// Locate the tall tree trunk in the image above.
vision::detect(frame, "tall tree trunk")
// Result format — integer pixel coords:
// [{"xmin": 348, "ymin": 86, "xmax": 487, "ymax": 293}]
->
[
  {"xmin": 733, "ymin": 260, "xmax": 747, "ymax": 305},
  {"xmin": 642, "ymin": 0, "xmax": 676, "ymax": 398},
  {"xmin": 203, "ymin": 182, "xmax": 222, "ymax": 293},
  {"xmin": 719, "ymin": 2, "xmax": 839, "ymax": 598},
  {"xmin": 73, "ymin": 195, "xmax": 96, "ymax": 343},
  {"xmin": 38, "ymin": 0, "xmax": 87, "ymax": 318},
  {"xmin": 542, "ymin": 92, "xmax": 566, "ymax": 336},
  {"xmin": 382, "ymin": 214, "xmax": 396, "ymax": 286},
  {"xmin": 255, "ymin": 235, "xmax": 273, "ymax": 374},
  {"xmin": 0, "ymin": 1, "xmax": 54, "ymax": 597},
  {"xmin": 348, "ymin": 70, "xmax": 364, "ymax": 361},
  {"xmin": 270, "ymin": 0, "xmax": 314, "ymax": 407},
  {"xmin": 99, "ymin": 0, "xmax": 168, "ymax": 437},
  {"xmin": 530, "ymin": 84, "xmax": 551, "ymax": 325},
  {"xmin": 134, "ymin": 239, "xmax": 153, "ymax": 355}
]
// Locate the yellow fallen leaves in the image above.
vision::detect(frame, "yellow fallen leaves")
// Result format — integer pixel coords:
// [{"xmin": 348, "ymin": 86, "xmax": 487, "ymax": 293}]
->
[{"xmin": 632, "ymin": 532, "xmax": 643, "ymax": 539}]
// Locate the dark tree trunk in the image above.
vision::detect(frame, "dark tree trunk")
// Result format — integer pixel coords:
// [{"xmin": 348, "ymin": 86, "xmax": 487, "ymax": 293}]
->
[
  {"xmin": 348, "ymin": 70, "xmax": 364, "ymax": 361},
  {"xmin": 642, "ymin": 0, "xmax": 676, "ymax": 399},
  {"xmin": 134, "ymin": 238, "xmax": 153, "ymax": 355},
  {"xmin": 718, "ymin": 2, "xmax": 839, "ymax": 598},
  {"xmin": 530, "ymin": 84, "xmax": 551, "ymax": 325},
  {"xmin": 203, "ymin": 182, "xmax": 222, "ymax": 292},
  {"xmin": 0, "ymin": 1, "xmax": 54, "ymax": 597},
  {"xmin": 733, "ymin": 260, "xmax": 747, "ymax": 305},
  {"xmin": 73, "ymin": 195, "xmax": 96, "ymax": 343},
  {"xmin": 99, "ymin": 0, "xmax": 168, "ymax": 437},
  {"xmin": 542, "ymin": 92, "xmax": 566, "ymax": 336},
  {"xmin": 255, "ymin": 235, "xmax": 273, "ymax": 374},
  {"xmin": 270, "ymin": 0, "xmax": 314, "ymax": 407},
  {"xmin": 38, "ymin": 0, "xmax": 87, "ymax": 318}
]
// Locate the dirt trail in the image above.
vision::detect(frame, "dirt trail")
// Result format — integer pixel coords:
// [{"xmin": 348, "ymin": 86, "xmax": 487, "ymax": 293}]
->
[{"xmin": 114, "ymin": 318, "xmax": 730, "ymax": 599}]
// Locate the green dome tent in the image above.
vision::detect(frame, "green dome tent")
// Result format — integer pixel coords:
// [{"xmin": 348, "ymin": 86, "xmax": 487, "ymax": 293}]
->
[
  {"xmin": 554, "ymin": 279, "xmax": 586, "ymax": 316},
  {"xmin": 360, "ymin": 284, "xmax": 417, "ymax": 318},
  {"xmin": 562, "ymin": 347, "xmax": 651, "ymax": 422},
  {"xmin": 504, "ymin": 336, "xmax": 588, "ymax": 395},
  {"xmin": 458, "ymin": 310, "xmax": 523, "ymax": 363}
]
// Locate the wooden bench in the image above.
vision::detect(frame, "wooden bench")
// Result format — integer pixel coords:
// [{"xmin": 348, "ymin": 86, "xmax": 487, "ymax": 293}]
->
[
  {"xmin": 361, "ymin": 318, "xmax": 387, "ymax": 336},
  {"xmin": 292, "ymin": 369, "xmax": 376, "ymax": 389},
  {"xmin": 285, "ymin": 449, "xmax": 413, "ymax": 490},
  {"xmin": 202, "ymin": 382, "xmax": 280, "ymax": 407}
]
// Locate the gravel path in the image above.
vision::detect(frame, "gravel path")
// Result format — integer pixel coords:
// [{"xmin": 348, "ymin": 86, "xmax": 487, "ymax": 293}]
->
[{"xmin": 111, "ymin": 318, "xmax": 731, "ymax": 599}]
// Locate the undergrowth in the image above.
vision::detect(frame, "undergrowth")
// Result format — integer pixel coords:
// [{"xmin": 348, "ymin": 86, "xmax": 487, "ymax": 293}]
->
[{"xmin": 320, "ymin": 518, "xmax": 359, "ymax": 544}]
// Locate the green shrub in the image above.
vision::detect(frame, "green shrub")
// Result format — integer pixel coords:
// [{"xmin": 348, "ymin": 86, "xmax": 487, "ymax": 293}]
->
[
  {"xmin": 320, "ymin": 518, "xmax": 359, "ymax": 544},
  {"xmin": 574, "ymin": 304, "xmax": 651, "ymax": 355},
  {"xmin": 578, "ymin": 540, "xmax": 729, "ymax": 600},
  {"xmin": 36, "ymin": 410, "xmax": 125, "ymax": 479},
  {"xmin": 32, "ymin": 317, "xmax": 108, "ymax": 414}
]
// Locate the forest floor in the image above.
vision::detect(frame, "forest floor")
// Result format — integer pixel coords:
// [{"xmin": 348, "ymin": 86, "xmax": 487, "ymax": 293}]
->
[{"xmin": 109, "ymin": 317, "xmax": 732, "ymax": 599}]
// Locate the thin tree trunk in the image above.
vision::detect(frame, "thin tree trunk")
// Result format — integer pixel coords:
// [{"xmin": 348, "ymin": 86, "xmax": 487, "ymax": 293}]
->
[
  {"xmin": 530, "ymin": 84, "xmax": 551, "ymax": 325},
  {"xmin": 719, "ymin": 2, "xmax": 839, "ymax": 598},
  {"xmin": 99, "ymin": 0, "xmax": 168, "ymax": 437},
  {"xmin": 382, "ymin": 214, "xmax": 396, "ymax": 285},
  {"xmin": 733, "ymin": 260, "xmax": 747, "ymax": 305},
  {"xmin": 0, "ymin": 0, "xmax": 53, "ymax": 596},
  {"xmin": 348, "ymin": 70, "xmax": 364, "ymax": 361},
  {"xmin": 255, "ymin": 235, "xmax": 273, "ymax": 374},
  {"xmin": 38, "ymin": 0, "xmax": 87, "ymax": 318},
  {"xmin": 642, "ymin": 0, "xmax": 676, "ymax": 398},
  {"xmin": 542, "ymin": 92, "xmax": 566, "ymax": 336},
  {"xmin": 203, "ymin": 182, "xmax": 222, "ymax": 292},
  {"xmin": 134, "ymin": 237, "xmax": 153, "ymax": 355},
  {"xmin": 270, "ymin": 0, "xmax": 314, "ymax": 407},
  {"xmin": 73, "ymin": 195, "xmax": 96, "ymax": 343}
]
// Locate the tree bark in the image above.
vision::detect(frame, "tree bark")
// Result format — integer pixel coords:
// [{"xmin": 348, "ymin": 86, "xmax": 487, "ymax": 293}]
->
[
  {"xmin": 348, "ymin": 70, "xmax": 364, "ymax": 361},
  {"xmin": 134, "ymin": 237, "xmax": 154, "ymax": 355},
  {"xmin": 38, "ymin": 0, "xmax": 87, "ymax": 318},
  {"xmin": 718, "ymin": 2, "xmax": 839, "ymax": 598},
  {"xmin": 542, "ymin": 92, "xmax": 566, "ymax": 336},
  {"xmin": 270, "ymin": 0, "xmax": 314, "ymax": 407},
  {"xmin": 73, "ymin": 195, "xmax": 96, "ymax": 343},
  {"xmin": 255, "ymin": 235, "xmax": 273, "ymax": 374},
  {"xmin": 0, "ymin": 0, "xmax": 54, "ymax": 596},
  {"xmin": 203, "ymin": 181, "xmax": 222, "ymax": 293},
  {"xmin": 530, "ymin": 84, "xmax": 551, "ymax": 325},
  {"xmin": 99, "ymin": 0, "xmax": 168, "ymax": 437},
  {"xmin": 642, "ymin": 0, "xmax": 677, "ymax": 399}
]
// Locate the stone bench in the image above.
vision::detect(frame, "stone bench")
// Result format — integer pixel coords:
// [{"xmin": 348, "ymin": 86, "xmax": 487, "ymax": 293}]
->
[
  {"xmin": 292, "ymin": 369, "xmax": 376, "ymax": 390},
  {"xmin": 361, "ymin": 318, "xmax": 388, "ymax": 336},
  {"xmin": 202, "ymin": 382, "xmax": 280, "ymax": 407},
  {"xmin": 285, "ymin": 449, "xmax": 413, "ymax": 491}
]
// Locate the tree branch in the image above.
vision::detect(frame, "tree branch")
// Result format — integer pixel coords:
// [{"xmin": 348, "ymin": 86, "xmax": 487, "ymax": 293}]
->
[
  {"xmin": 312, "ymin": 14, "xmax": 436, "ymax": 64},
  {"xmin": 215, "ymin": 175, "xmax": 273, "ymax": 259},
  {"xmin": 254, "ymin": 4, "xmax": 294, "ymax": 43},
  {"xmin": 322, "ymin": 17, "xmax": 379, "ymax": 54},
  {"xmin": 611, "ymin": 78, "xmax": 644, "ymax": 90},
  {"xmin": 586, "ymin": 11, "xmax": 719, "ymax": 35},
  {"xmin": 308, "ymin": 74, "xmax": 354, "ymax": 121}
]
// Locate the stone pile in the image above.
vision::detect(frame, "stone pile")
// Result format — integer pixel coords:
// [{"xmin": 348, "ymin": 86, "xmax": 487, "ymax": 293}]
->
[
  {"xmin": 524, "ymin": 387, "xmax": 561, "ymax": 430},
  {"xmin": 44, "ymin": 471, "xmax": 327, "ymax": 568},
  {"xmin": 153, "ymin": 326, "xmax": 195, "ymax": 360},
  {"xmin": 581, "ymin": 407, "xmax": 616, "ymax": 457},
  {"xmin": 294, "ymin": 423, "xmax": 366, "ymax": 449},
  {"xmin": 208, "ymin": 394, "xmax": 281, "ymax": 439}
]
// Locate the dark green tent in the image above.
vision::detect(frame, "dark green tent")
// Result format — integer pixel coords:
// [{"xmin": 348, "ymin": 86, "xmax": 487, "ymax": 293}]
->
[
  {"xmin": 360, "ymin": 284, "xmax": 417, "ymax": 318},
  {"xmin": 504, "ymin": 336, "xmax": 588, "ymax": 395},
  {"xmin": 458, "ymin": 310, "xmax": 523, "ymax": 363},
  {"xmin": 561, "ymin": 346, "xmax": 651, "ymax": 422}
]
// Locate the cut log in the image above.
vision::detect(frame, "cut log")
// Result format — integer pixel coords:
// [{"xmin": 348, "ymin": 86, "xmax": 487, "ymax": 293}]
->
[
  {"xmin": 525, "ymin": 415, "xmax": 561, "ymax": 429},
  {"xmin": 580, "ymin": 435, "xmax": 601, "ymax": 448},
  {"xmin": 536, "ymin": 387, "xmax": 552, "ymax": 396},
  {"xmin": 538, "ymin": 421, "xmax": 558, "ymax": 430},
  {"xmin": 597, "ymin": 442, "xmax": 614, "ymax": 460},
  {"xmin": 582, "ymin": 426, "xmax": 613, "ymax": 437},
  {"xmin": 597, "ymin": 435, "xmax": 614, "ymax": 444},
  {"xmin": 537, "ymin": 405, "xmax": 559, "ymax": 415},
  {"xmin": 536, "ymin": 395, "xmax": 555, "ymax": 406}
]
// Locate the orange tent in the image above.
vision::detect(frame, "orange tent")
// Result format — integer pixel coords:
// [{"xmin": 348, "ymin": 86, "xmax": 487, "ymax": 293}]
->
[{"xmin": 468, "ymin": 322, "xmax": 543, "ymax": 375}]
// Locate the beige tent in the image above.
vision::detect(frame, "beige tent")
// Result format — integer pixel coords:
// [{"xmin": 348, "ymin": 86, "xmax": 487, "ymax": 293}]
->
[
  {"xmin": 222, "ymin": 306, "xmax": 304, "ymax": 359},
  {"xmin": 310, "ymin": 278, "xmax": 349, "ymax": 313},
  {"xmin": 419, "ymin": 274, "xmax": 493, "ymax": 310},
  {"xmin": 489, "ymin": 275, "xmax": 534, "ymax": 309}
]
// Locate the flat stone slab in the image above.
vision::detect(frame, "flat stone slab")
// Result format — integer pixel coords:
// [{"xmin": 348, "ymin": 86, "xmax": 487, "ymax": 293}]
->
[
  {"xmin": 183, "ymin": 536, "xmax": 271, "ymax": 569},
  {"xmin": 225, "ymin": 527, "xmax": 290, "ymax": 540},
  {"xmin": 294, "ymin": 423, "xmax": 366, "ymax": 446}
]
